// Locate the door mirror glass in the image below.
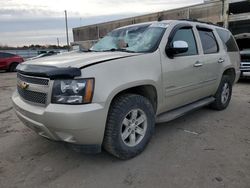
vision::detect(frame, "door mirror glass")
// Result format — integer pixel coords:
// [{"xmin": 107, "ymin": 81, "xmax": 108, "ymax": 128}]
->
[
  {"xmin": 172, "ymin": 40, "xmax": 189, "ymax": 54},
  {"xmin": 166, "ymin": 40, "xmax": 189, "ymax": 58}
]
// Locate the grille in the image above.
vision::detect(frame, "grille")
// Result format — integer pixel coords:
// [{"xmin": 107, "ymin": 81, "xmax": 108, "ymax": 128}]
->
[
  {"xmin": 241, "ymin": 54, "xmax": 250, "ymax": 62},
  {"xmin": 17, "ymin": 73, "xmax": 49, "ymax": 85},
  {"xmin": 241, "ymin": 59, "xmax": 250, "ymax": 62},
  {"xmin": 17, "ymin": 86, "xmax": 47, "ymax": 104},
  {"xmin": 241, "ymin": 63, "xmax": 250, "ymax": 67}
]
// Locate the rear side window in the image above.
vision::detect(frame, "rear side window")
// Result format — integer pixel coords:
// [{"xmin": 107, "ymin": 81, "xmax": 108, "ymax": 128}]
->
[
  {"xmin": 198, "ymin": 29, "xmax": 219, "ymax": 54},
  {"xmin": 216, "ymin": 28, "xmax": 238, "ymax": 52},
  {"xmin": 171, "ymin": 28, "xmax": 198, "ymax": 56}
]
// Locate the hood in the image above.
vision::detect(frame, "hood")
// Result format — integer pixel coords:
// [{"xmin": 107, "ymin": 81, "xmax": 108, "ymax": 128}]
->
[
  {"xmin": 240, "ymin": 49, "xmax": 250, "ymax": 55},
  {"xmin": 234, "ymin": 33, "xmax": 250, "ymax": 40},
  {"xmin": 24, "ymin": 51, "xmax": 139, "ymax": 68}
]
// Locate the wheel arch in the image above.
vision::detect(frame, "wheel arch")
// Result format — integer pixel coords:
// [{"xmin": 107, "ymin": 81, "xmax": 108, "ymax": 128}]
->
[
  {"xmin": 222, "ymin": 67, "xmax": 236, "ymax": 83},
  {"xmin": 107, "ymin": 83, "xmax": 159, "ymax": 114},
  {"xmin": 8, "ymin": 62, "xmax": 19, "ymax": 71}
]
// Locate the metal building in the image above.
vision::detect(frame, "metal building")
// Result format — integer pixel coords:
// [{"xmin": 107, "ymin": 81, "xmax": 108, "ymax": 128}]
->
[{"xmin": 72, "ymin": 0, "xmax": 250, "ymax": 49}]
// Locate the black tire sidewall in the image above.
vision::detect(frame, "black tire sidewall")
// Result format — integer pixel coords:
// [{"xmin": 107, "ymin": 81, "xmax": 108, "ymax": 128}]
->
[
  {"xmin": 118, "ymin": 97, "xmax": 154, "ymax": 154},
  {"xmin": 213, "ymin": 76, "xmax": 232, "ymax": 110},
  {"xmin": 9, "ymin": 63, "xmax": 18, "ymax": 72},
  {"xmin": 105, "ymin": 94, "xmax": 155, "ymax": 159}
]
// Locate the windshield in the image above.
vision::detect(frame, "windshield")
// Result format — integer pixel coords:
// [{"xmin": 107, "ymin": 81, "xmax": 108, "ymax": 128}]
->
[{"xmin": 90, "ymin": 23, "xmax": 168, "ymax": 53}]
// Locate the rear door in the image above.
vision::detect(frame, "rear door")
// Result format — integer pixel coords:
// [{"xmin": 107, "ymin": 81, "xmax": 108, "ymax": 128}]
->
[{"xmin": 195, "ymin": 26, "xmax": 224, "ymax": 94}]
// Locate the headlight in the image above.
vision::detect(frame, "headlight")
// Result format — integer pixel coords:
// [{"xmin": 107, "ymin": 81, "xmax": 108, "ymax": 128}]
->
[{"xmin": 52, "ymin": 78, "xmax": 94, "ymax": 104}]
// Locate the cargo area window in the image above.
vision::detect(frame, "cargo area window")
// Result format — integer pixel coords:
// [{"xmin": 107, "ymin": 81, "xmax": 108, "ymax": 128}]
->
[
  {"xmin": 216, "ymin": 28, "xmax": 238, "ymax": 52},
  {"xmin": 198, "ymin": 29, "xmax": 219, "ymax": 54}
]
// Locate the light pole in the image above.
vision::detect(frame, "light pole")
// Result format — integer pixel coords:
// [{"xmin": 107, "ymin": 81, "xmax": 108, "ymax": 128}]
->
[
  {"xmin": 57, "ymin": 38, "xmax": 59, "ymax": 47},
  {"xmin": 64, "ymin": 10, "xmax": 70, "ymax": 51}
]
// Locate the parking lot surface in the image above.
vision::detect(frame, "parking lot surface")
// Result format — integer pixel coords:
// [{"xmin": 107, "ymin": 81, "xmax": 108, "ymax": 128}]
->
[{"xmin": 0, "ymin": 72, "xmax": 249, "ymax": 188}]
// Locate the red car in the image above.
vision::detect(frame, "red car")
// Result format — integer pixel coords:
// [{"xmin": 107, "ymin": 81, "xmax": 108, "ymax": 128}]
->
[{"xmin": 0, "ymin": 52, "xmax": 24, "ymax": 72}]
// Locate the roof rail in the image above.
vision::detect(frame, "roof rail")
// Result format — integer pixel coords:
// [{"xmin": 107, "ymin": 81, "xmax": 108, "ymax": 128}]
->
[{"xmin": 177, "ymin": 19, "xmax": 222, "ymax": 27}]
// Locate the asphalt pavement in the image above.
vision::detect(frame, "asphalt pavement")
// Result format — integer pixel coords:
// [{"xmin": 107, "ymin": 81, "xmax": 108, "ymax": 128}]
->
[{"xmin": 0, "ymin": 72, "xmax": 249, "ymax": 188}]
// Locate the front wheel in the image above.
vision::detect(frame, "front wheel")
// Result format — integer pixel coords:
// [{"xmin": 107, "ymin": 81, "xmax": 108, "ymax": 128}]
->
[
  {"xmin": 210, "ymin": 75, "xmax": 232, "ymax": 110},
  {"xmin": 9, "ymin": 63, "xmax": 18, "ymax": 72},
  {"xmin": 103, "ymin": 94, "xmax": 155, "ymax": 159}
]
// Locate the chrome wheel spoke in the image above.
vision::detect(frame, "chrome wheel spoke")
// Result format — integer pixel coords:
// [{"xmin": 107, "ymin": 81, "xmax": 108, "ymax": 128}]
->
[
  {"xmin": 222, "ymin": 96, "xmax": 226, "ymax": 103},
  {"xmin": 122, "ymin": 128, "xmax": 131, "ymax": 140},
  {"xmin": 221, "ymin": 83, "xmax": 230, "ymax": 104},
  {"xmin": 122, "ymin": 118, "xmax": 130, "ymax": 127},
  {"xmin": 131, "ymin": 110, "xmax": 138, "ymax": 120},
  {"xmin": 136, "ymin": 115, "xmax": 145, "ymax": 126},
  {"xmin": 129, "ymin": 132, "xmax": 136, "ymax": 145},
  {"xmin": 135, "ymin": 126, "xmax": 144, "ymax": 136}
]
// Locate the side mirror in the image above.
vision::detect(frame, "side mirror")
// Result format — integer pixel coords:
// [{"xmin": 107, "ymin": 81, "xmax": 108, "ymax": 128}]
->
[{"xmin": 166, "ymin": 40, "xmax": 189, "ymax": 58}]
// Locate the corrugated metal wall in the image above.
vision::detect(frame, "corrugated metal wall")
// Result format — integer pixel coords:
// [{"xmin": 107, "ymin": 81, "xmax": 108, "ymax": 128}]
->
[{"xmin": 72, "ymin": 1, "xmax": 223, "ymax": 48}]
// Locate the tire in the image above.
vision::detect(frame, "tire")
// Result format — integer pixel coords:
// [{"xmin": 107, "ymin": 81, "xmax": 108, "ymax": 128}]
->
[
  {"xmin": 9, "ymin": 63, "xmax": 18, "ymax": 72},
  {"xmin": 103, "ymin": 94, "xmax": 155, "ymax": 159},
  {"xmin": 210, "ymin": 75, "xmax": 232, "ymax": 110}
]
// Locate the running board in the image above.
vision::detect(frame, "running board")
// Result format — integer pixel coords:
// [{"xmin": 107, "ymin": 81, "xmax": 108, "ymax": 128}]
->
[{"xmin": 156, "ymin": 97, "xmax": 215, "ymax": 123}]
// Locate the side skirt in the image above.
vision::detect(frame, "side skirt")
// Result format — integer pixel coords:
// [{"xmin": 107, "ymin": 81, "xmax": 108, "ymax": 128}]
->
[{"xmin": 156, "ymin": 97, "xmax": 215, "ymax": 123}]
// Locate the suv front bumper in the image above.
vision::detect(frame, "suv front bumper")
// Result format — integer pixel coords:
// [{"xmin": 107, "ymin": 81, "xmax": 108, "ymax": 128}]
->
[{"xmin": 12, "ymin": 91, "xmax": 107, "ymax": 146}]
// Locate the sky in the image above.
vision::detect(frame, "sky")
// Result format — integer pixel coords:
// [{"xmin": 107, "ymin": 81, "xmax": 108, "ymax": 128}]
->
[{"xmin": 0, "ymin": 0, "xmax": 203, "ymax": 47}]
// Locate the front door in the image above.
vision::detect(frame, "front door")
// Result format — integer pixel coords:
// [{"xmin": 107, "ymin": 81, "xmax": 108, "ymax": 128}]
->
[{"xmin": 161, "ymin": 25, "xmax": 207, "ymax": 111}]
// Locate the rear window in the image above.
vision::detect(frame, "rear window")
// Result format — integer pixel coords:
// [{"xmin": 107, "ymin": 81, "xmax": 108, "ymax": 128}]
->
[
  {"xmin": 216, "ymin": 28, "xmax": 238, "ymax": 52},
  {"xmin": 198, "ymin": 29, "xmax": 219, "ymax": 54}
]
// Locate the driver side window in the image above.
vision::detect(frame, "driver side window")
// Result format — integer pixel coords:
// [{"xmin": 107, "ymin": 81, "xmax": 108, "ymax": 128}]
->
[{"xmin": 171, "ymin": 28, "xmax": 198, "ymax": 56}]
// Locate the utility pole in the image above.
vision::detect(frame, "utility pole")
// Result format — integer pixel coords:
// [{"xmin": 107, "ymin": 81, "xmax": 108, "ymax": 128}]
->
[
  {"xmin": 222, "ymin": 0, "xmax": 229, "ymax": 28},
  {"xmin": 64, "ymin": 10, "xmax": 70, "ymax": 51},
  {"xmin": 57, "ymin": 38, "xmax": 59, "ymax": 47}
]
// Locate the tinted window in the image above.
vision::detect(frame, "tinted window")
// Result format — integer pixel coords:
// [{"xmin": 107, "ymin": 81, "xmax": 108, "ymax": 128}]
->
[
  {"xmin": 216, "ymin": 28, "xmax": 238, "ymax": 52},
  {"xmin": 0, "ymin": 52, "xmax": 15, "ymax": 58},
  {"xmin": 0, "ymin": 52, "xmax": 4, "ymax": 58},
  {"xmin": 171, "ymin": 28, "xmax": 198, "ymax": 56},
  {"xmin": 198, "ymin": 29, "xmax": 219, "ymax": 54}
]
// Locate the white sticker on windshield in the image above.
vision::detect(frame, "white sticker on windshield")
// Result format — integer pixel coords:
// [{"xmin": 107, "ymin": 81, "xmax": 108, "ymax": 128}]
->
[{"xmin": 150, "ymin": 23, "xmax": 169, "ymax": 28}]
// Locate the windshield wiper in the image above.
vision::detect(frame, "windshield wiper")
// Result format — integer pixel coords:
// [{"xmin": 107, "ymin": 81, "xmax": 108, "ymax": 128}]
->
[{"xmin": 102, "ymin": 48, "xmax": 136, "ymax": 53}]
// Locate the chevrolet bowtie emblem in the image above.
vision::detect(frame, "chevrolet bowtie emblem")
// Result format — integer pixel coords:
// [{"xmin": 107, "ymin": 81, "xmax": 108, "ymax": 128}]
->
[{"xmin": 19, "ymin": 81, "xmax": 29, "ymax": 89}]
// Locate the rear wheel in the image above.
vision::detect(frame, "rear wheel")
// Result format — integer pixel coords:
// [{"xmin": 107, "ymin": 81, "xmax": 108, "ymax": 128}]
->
[
  {"xmin": 103, "ymin": 94, "xmax": 155, "ymax": 159},
  {"xmin": 210, "ymin": 75, "xmax": 232, "ymax": 110}
]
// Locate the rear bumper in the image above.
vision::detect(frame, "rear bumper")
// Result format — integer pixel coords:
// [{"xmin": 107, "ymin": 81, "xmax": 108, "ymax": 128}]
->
[{"xmin": 12, "ymin": 91, "xmax": 108, "ymax": 146}]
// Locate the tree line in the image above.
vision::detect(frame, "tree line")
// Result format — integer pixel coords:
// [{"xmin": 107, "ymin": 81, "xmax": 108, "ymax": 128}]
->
[{"xmin": 0, "ymin": 44, "xmax": 68, "ymax": 50}]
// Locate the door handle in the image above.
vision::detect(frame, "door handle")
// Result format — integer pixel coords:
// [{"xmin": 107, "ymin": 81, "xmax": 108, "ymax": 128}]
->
[
  {"xmin": 193, "ymin": 61, "xmax": 203, "ymax": 67},
  {"xmin": 218, "ymin": 58, "xmax": 225, "ymax": 63}
]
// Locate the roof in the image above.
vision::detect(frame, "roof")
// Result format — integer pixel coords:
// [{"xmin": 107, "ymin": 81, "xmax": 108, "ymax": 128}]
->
[{"xmin": 114, "ymin": 20, "xmax": 174, "ymax": 30}]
